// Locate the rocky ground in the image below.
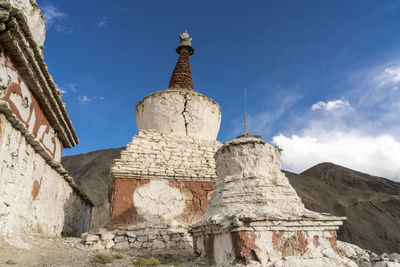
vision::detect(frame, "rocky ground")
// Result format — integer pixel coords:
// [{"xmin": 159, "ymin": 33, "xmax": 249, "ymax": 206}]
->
[
  {"xmin": 1, "ymin": 235, "xmax": 399, "ymax": 267},
  {"xmin": 0, "ymin": 235, "xmax": 195, "ymax": 267}
]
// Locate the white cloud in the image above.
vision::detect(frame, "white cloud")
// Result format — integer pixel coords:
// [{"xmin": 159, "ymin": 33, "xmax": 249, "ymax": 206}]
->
[
  {"xmin": 97, "ymin": 16, "xmax": 108, "ymax": 28},
  {"xmin": 269, "ymin": 62, "xmax": 400, "ymax": 181},
  {"xmin": 380, "ymin": 66, "xmax": 400, "ymax": 84},
  {"xmin": 78, "ymin": 95, "xmax": 91, "ymax": 104},
  {"xmin": 311, "ymin": 99, "xmax": 350, "ymax": 111},
  {"xmin": 41, "ymin": 5, "xmax": 67, "ymax": 28},
  {"xmin": 273, "ymin": 130, "xmax": 400, "ymax": 181},
  {"xmin": 59, "ymin": 83, "xmax": 77, "ymax": 94}
]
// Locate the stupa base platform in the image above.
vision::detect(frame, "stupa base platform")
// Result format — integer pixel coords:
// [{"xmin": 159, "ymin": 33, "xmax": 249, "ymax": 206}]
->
[{"xmin": 190, "ymin": 215, "xmax": 351, "ymax": 266}]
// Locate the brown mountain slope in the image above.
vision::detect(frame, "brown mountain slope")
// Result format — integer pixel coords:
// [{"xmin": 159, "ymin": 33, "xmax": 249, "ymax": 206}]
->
[
  {"xmin": 285, "ymin": 162, "xmax": 400, "ymax": 254},
  {"xmin": 61, "ymin": 147, "xmax": 124, "ymax": 231},
  {"xmin": 62, "ymin": 149, "xmax": 400, "ymax": 253}
]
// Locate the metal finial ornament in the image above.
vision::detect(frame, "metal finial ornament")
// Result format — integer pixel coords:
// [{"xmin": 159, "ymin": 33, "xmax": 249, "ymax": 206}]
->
[
  {"xmin": 244, "ymin": 88, "xmax": 248, "ymax": 135},
  {"xmin": 176, "ymin": 30, "xmax": 194, "ymax": 55}
]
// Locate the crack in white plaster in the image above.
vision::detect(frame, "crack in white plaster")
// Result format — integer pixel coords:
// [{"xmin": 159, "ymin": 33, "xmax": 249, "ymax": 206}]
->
[{"xmin": 182, "ymin": 92, "xmax": 189, "ymax": 136}]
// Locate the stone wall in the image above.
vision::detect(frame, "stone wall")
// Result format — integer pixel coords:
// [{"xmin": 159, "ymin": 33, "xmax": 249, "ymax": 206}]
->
[
  {"xmin": 82, "ymin": 227, "xmax": 192, "ymax": 252},
  {"xmin": 0, "ymin": 113, "xmax": 91, "ymax": 237}
]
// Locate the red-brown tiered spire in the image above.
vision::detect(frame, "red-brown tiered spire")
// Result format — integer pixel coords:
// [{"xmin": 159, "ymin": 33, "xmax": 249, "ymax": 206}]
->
[{"xmin": 169, "ymin": 31, "xmax": 194, "ymax": 90}]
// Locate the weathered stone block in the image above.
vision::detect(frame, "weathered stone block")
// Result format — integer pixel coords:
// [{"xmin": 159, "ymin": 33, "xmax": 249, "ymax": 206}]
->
[
  {"xmin": 114, "ymin": 236, "xmax": 126, "ymax": 243},
  {"xmin": 85, "ymin": 234, "xmax": 99, "ymax": 242},
  {"xmin": 136, "ymin": 235, "xmax": 148, "ymax": 242},
  {"xmin": 132, "ymin": 241, "xmax": 143, "ymax": 249},
  {"xmin": 100, "ymin": 232, "xmax": 115, "ymax": 241},
  {"xmin": 104, "ymin": 240, "xmax": 115, "ymax": 249},
  {"xmin": 125, "ymin": 231, "xmax": 137, "ymax": 238},
  {"xmin": 153, "ymin": 239, "xmax": 166, "ymax": 249},
  {"xmin": 114, "ymin": 241, "xmax": 129, "ymax": 250}
]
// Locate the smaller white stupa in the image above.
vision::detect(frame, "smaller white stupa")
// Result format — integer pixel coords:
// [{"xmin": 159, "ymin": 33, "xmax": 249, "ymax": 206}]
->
[{"xmin": 190, "ymin": 133, "xmax": 350, "ymax": 266}]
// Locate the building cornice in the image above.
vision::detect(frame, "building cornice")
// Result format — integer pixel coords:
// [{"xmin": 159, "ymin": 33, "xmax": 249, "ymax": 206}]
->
[{"xmin": 0, "ymin": 3, "xmax": 78, "ymax": 147}]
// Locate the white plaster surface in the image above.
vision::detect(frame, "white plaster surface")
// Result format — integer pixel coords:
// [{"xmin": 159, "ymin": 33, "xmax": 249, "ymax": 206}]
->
[
  {"xmin": 213, "ymin": 233, "xmax": 234, "ymax": 266},
  {"xmin": 0, "ymin": 114, "xmax": 90, "ymax": 240},
  {"xmin": 135, "ymin": 89, "xmax": 221, "ymax": 141},
  {"xmin": 133, "ymin": 180, "xmax": 186, "ymax": 224},
  {"xmin": 112, "ymin": 129, "xmax": 221, "ymax": 180},
  {"xmin": 9, "ymin": 0, "xmax": 46, "ymax": 48},
  {"xmin": 203, "ymin": 135, "xmax": 320, "ymax": 220}
]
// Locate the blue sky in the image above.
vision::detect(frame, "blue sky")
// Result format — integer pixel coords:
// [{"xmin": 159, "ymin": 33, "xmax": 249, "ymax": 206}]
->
[{"xmin": 38, "ymin": 0, "xmax": 400, "ymax": 180}]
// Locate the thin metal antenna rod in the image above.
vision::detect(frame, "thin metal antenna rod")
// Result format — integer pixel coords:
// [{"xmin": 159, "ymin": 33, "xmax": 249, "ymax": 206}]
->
[{"xmin": 244, "ymin": 88, "xmax": 248, "ymax": 134}]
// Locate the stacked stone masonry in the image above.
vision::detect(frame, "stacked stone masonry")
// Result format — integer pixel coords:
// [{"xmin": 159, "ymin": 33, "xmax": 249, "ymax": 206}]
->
[
  {"xmin": 111, "ymin": 129, "xmax": 221, "ymax": 180},
  {"xmin": 82, "ymin": 227, "xmax": 192, "ymax": 252}
]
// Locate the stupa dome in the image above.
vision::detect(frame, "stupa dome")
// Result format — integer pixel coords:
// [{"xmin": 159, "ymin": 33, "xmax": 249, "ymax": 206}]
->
[{"xmin": 135, "ymin": 31, "xmax": 221, "ymax": 140}]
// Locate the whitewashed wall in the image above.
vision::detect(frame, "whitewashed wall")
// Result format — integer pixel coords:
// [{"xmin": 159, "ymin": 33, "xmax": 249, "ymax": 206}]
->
[{"xmin": 0, "ymin": 114, "xmax": 91, "ymax": 238}]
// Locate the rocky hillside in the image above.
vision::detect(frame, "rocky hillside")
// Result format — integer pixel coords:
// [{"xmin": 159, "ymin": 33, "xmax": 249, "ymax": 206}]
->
[
  {"xmin": 285, "ymin": 162, "xmax": 400, "ymax": 254},
  {"xmin": 61, "ymin": 148, "xmax": 124, "ymax": 231},
  {"xmin": 62, "ymin": 148, "xmax": 400, "ymax": 254}
]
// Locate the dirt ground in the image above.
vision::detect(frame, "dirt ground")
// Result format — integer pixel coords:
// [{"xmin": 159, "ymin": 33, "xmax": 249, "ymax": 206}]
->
[{"xmin": 0, "ymin": 235, "xmax": 200, "ymax": 267}]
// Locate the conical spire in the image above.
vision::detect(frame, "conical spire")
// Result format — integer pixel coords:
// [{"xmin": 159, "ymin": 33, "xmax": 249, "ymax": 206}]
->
[{"xmin": 168, "ymin": 31, "xmax": 194, "ymax": 90}]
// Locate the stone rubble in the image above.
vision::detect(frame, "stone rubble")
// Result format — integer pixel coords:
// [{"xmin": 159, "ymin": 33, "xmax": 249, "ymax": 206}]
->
[{"xmin": 337, "ymin": 241, "xmax": 400, "ymax": 267}]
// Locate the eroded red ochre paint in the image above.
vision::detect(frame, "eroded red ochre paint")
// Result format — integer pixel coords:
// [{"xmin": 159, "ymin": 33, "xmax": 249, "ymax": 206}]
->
[
  {"xmin": 0, "ymin": 51, "xmax": 63, "ymax": 159},
  {"xmin": 109, "ymin": 178, "xmax": 215, "ymax": 226},
  {"xmin": 109, "ymin": 178, "xmax": 150, "ymax": 226},
  {"xmin": 325, "ymin": 230, "xmax": 340, "ymax": 254},
  {"xmin": 31, "ymin": 178, "xmax": 43, "ymax": 201},
  {"xmin": 169, "ymin": 180, "xmax": 214, "ymax": 224},
  {"xmin": 272, "ymin": 231, "xmax": 308, "ymax": 257},
  {"xmin": 313, "ymin": 235, "xmax": 321, "ymax": 247},
  {"xmin": 231, "ymin": 231, "xmax": 262, "ymax": 264}
]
